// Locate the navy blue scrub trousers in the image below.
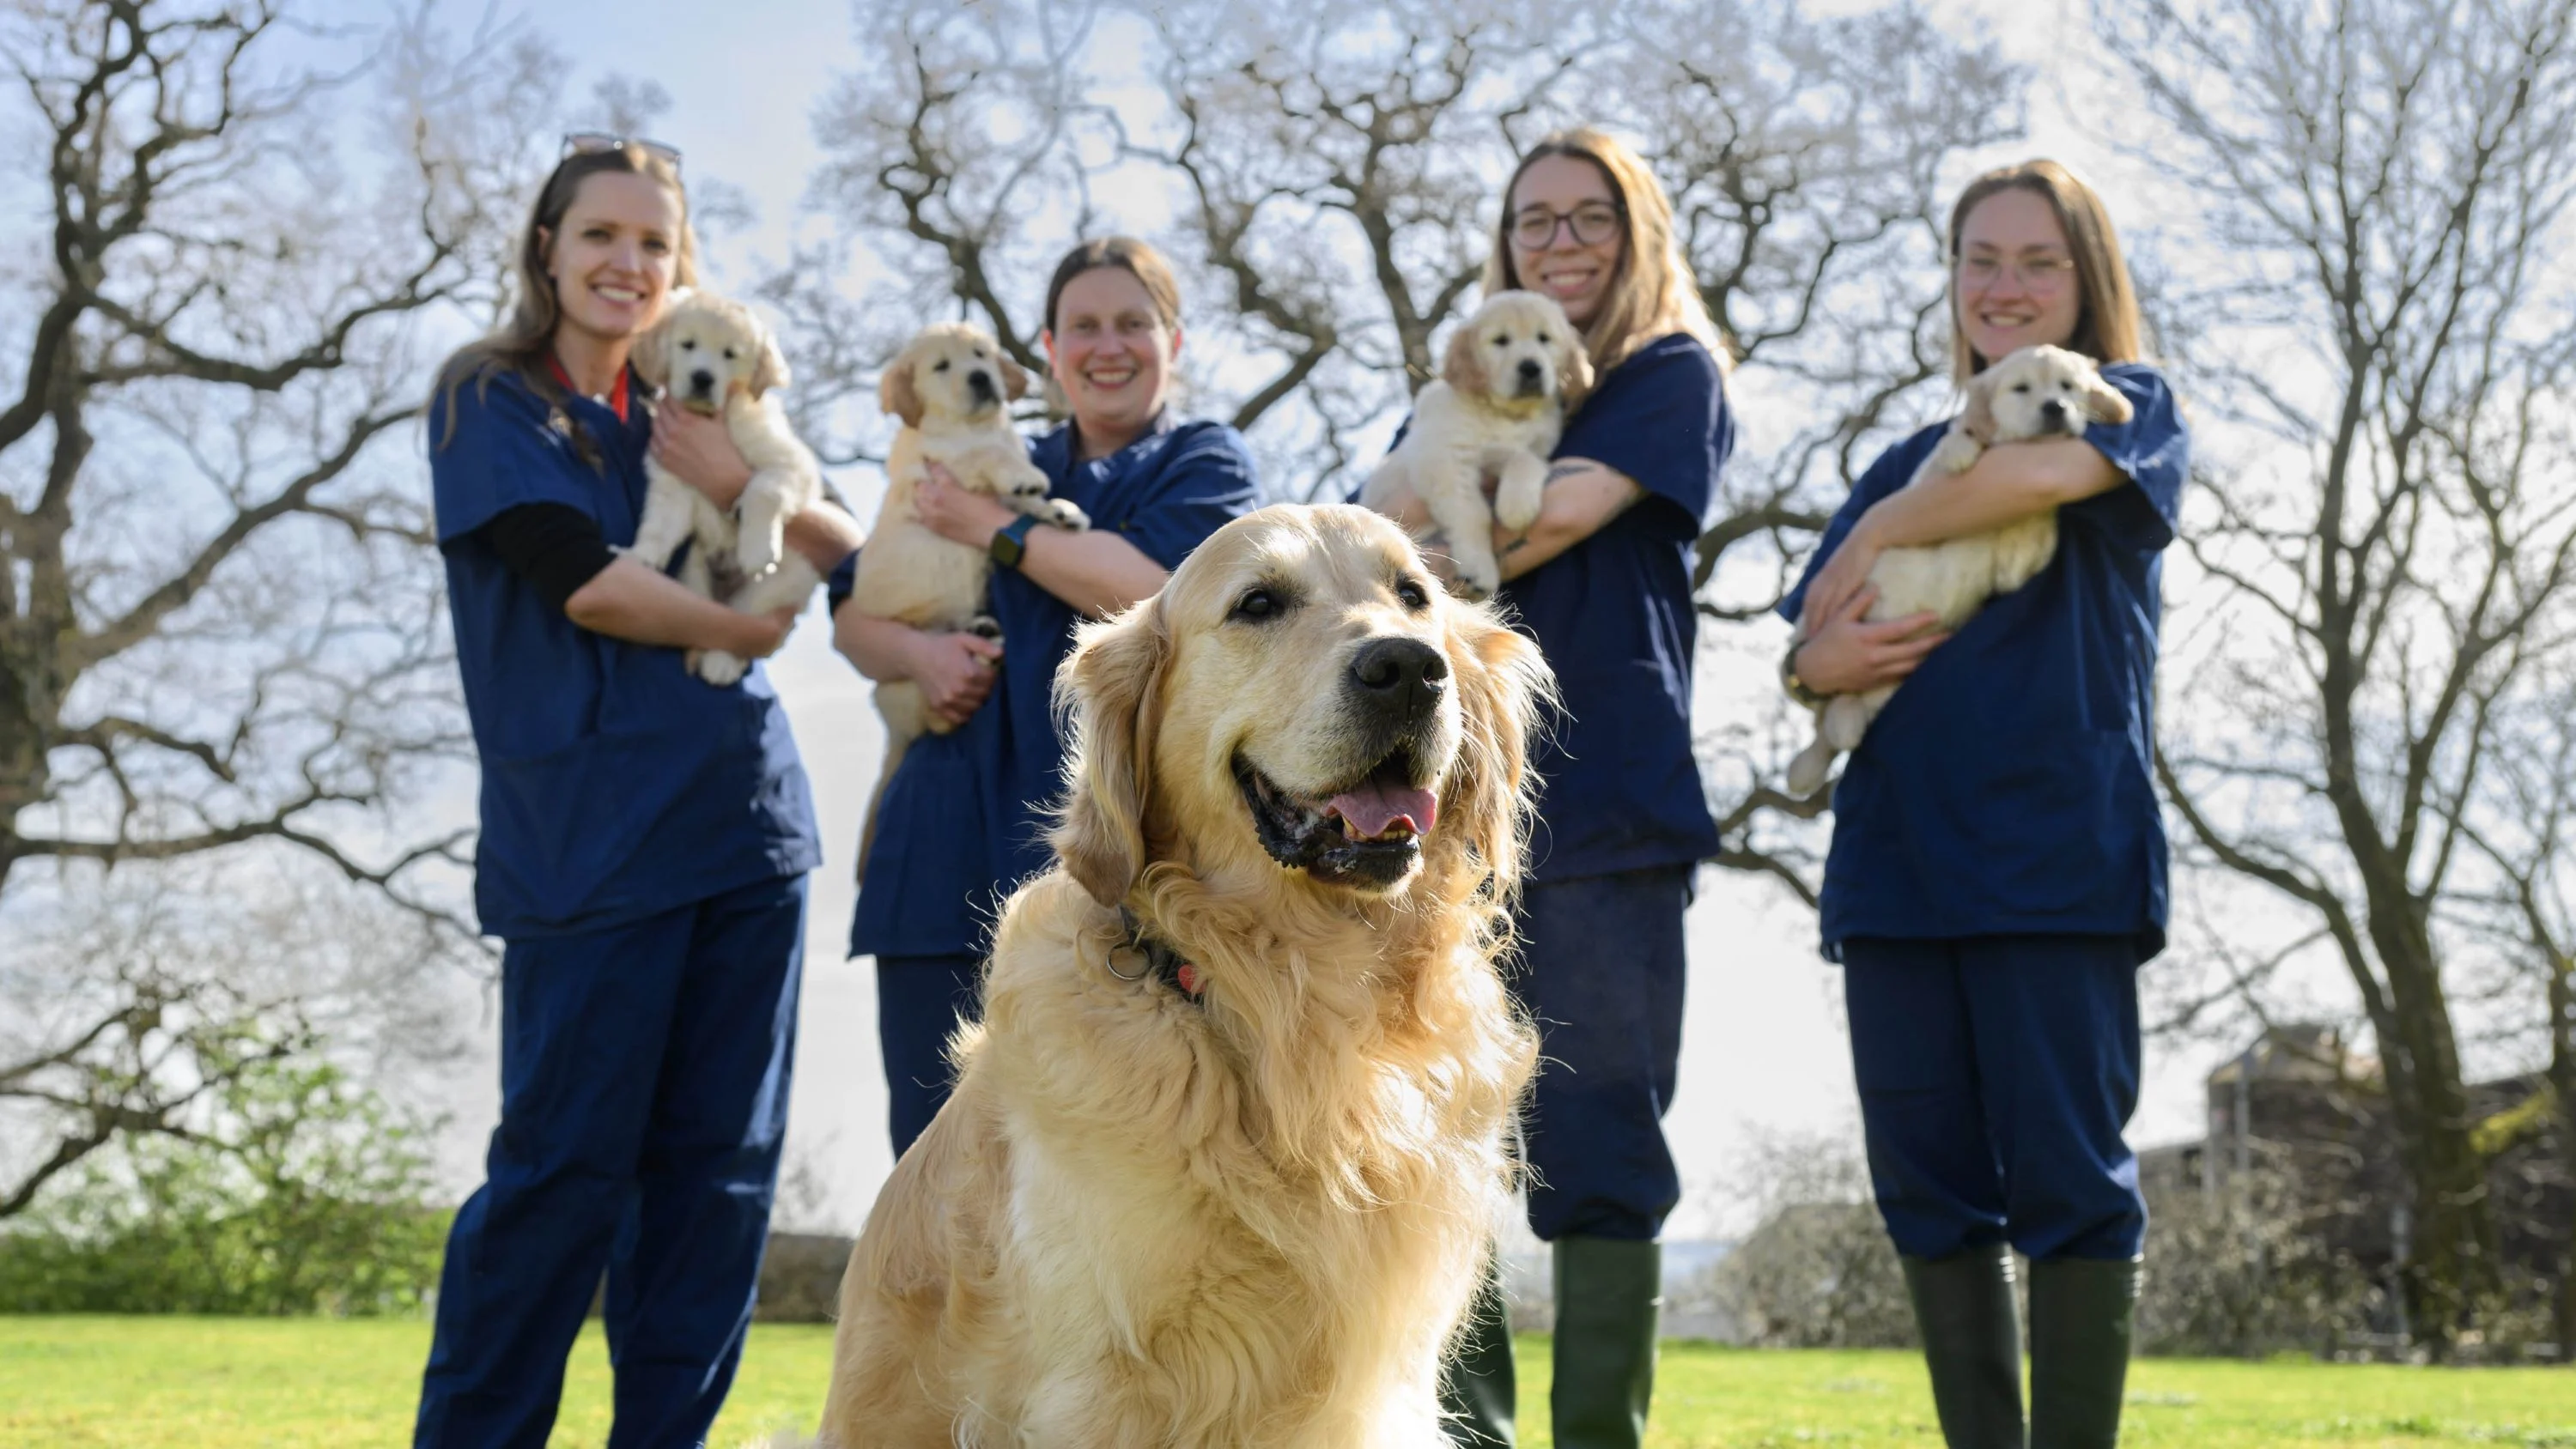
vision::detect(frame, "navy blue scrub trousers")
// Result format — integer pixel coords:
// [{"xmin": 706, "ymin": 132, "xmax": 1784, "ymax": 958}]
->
[
  {"xmin": 876, "ymin": 952, "xmax": 983, "ymax": 1157},
  {"xmin": 1514, "ymin": 865, "xmax": 1692, "ymax": 1242},
  {"xmin": 1840, "ymin": 934, "xmax": 2147, "ymax": 1262},
  {"xmin": 415, "ymin": 873, "xmax": 806, "ymax": 1449}
]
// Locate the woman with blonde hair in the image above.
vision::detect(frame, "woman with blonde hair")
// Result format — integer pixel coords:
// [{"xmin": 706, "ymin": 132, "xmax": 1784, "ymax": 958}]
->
[
  {"xmin": 1374, "ymin": 125, "xmax": 1735, "ymax": 1449},
  {"xmin": 1782, "ymin": 159, "xmax": 2189, "ymax": 1448}
]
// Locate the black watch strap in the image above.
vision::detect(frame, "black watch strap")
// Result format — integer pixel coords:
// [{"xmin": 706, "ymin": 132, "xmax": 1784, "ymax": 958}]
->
[{"xmin": 990, "ymin": 513, "xmax": 1040, "ymax": 570}]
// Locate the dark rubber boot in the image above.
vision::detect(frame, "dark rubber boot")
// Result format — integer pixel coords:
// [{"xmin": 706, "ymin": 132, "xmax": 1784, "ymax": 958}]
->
[
  {"xmin": 1901, "ymin": 1246, "xmax": 2027, "ymax": 1449},
  {"xmin": 1440, "ymin": 1263, "xmax": 1516, "ymax": 1446},
  {"xmin": 2027, "ymin": 1256, "xmax": 2140, "ymax": 1449},
  {"xmin": 1550, "ymin": 1235, "xmax": 1660, "ymax": 1449}
]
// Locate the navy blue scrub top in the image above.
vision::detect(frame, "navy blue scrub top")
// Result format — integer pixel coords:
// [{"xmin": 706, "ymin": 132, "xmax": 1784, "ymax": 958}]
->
[
  {"xmin": 1778, "ymin": 362, "xmax": 2190, "ymax": 963},
  {"xmin": 844, "ymin": 415, "xmax": 1260, "ymax": 959},
  {"xmin": 1495, "ymin": 332, "xmax": 1735, "ymax": 883},
  {"xmin": 429, "ymin": 367, "xmax": 822, "ymax": 940}
]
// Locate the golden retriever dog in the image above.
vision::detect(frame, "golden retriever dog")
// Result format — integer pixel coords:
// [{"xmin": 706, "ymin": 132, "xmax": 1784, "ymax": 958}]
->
[
  {"xmin": 852, "ymin": 322, "xmax": 1091, "ymax": 870},
  {"xmin": 811, "ymin": 504, "xmax": 1552, "ymax": 1447},
  {"xmin": 1785, "ymin": 343, "xmax": 2135, "ymax": 795},
  {"xmin": 1361, "ymin": 290, "xmax": 1595, "ymax": 600},
  {"xmin": 628, "ymin": 289, "xmax": 826, "ymax": 685}
]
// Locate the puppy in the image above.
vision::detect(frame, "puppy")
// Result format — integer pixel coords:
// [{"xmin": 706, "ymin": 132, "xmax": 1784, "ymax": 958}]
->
[
  {"xmin": 1785, "ymin": 344, "xmax": 2135, "ymax": 796},
  {"xmin": 627, "ymin": 290, "xmax": 823, "ymax": 685},
  {"xmin": 1363, "ymin": 290, "xmax": 1594, "ymax": 601},
  {"xmin": 852, "ymin": 323, "xmax": 1089, "ymax": 872},
  {"xmin": 811, "ymin": 505, "xmax": 1553, "ymax": 1447}
]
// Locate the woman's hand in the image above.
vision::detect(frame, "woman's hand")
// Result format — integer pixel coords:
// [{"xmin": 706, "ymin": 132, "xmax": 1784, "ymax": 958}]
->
[
  {"xmin": 906, "ymin": 628, "xmax": 1004, "ymax": 727},
  {"xmin": 1792, "ymin": 585, "xmax": 1947, "ymax": 695},
  {"xmin": 914, "ymin": 464, "xmax": 1015, "ymax": 551},
  {"xmin": 731, "ymin": 604, "xmax": 805, "ymax": 661},
  {"xmin": 1799, "ymin": 513, "xmax": 1885, "ymax": 635},
  {"xmin": 649, "ymin": 401, "xmax": 756, "ymax": 509}
]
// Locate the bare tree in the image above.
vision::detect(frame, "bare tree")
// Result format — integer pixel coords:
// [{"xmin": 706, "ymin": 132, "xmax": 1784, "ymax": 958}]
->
[
  {"xmin": 0, "ymin": 0, "xmax": 548, "ymax": 1213},
  {"xmin": 2104, "ymin": 0, "xmax": 2576, "ymax": 1351},
  {"xmin": 783, "ymin": 0, "xmax": 2024, "ymax": 901}
]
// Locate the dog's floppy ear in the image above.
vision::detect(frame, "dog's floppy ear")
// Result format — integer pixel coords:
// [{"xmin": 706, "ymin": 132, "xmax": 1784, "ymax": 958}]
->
[
  {"xmin": 2078, "ymin": 367, "xmax": 2134, "ymax": 426},
  {"xmin": 750, "ymin": 318, "xmax": 792, "ymax": 398},
  {"xmin": 631, "ymin": 294, "xmax": 685, "ymax": 391},
  {"xmin": 1052, "ymin": 598, "xmax": 1170, "ymax": 907},
  {"xmin": 998, "ymin": 350, "xmax": 1033, "ymax": 403},
  {"xmin": 1959, "ymin": 370, "xmax": 2001, "ymax": 446},
  {"xmin": 878, "ymin": 346, "xmax": 926, "ymax": 428},
  {"xmin": 1441, "ymin": 319, "xmax": 1490, "ymax": 399},
  {"xmin": 1437, "ymin": 603, "xmax": 1556, "ymax": 892}
]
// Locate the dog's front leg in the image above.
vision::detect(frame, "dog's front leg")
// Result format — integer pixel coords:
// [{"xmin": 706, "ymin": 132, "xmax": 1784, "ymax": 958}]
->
[
  {"xmin": 1419, "ymin": 452, "xmax": 1504, "ymax": 602},
  {"xmin": 629, "ymin": 465, "xmax": 702, "ymax": 571},
  {"xmin": 1489, "ymin": 445, "xmax": 1547, "ymax": 533},
  {"xmin": 734, "ymin": 467, "xmax": 802, "ymax": 578}
]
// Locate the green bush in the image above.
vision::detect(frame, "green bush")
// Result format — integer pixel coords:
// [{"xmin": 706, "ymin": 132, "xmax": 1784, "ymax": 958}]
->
[{"xmin": 0, "ymin": 1058, "xmax": 449, "ymax": 1315}]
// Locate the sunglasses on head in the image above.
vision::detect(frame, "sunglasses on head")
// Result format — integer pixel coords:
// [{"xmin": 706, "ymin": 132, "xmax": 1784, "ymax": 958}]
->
[{"xmin": 561, "ymin": 131, "xmax": 683, "ymax": 172}]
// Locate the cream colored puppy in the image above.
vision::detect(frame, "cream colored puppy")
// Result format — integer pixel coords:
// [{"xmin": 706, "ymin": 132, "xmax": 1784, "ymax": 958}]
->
[
  {"xmin": 810, "ymin": 505, "xmax": 1552, "ymax": 1448},
  {"xmin": 1786, "ymin": 344, "xmax": 2135, "ymax": 796},
  {"xmin": 852, "ymin": 323, "xmax": 1089, "ymax": 871},
  {"xmin": 629, "ymin": 290, "xmax": 824, "ymax": 685},
  {"xmin": 1363, "ymin": 290, "xmax": 1595, "ymax": 600}
]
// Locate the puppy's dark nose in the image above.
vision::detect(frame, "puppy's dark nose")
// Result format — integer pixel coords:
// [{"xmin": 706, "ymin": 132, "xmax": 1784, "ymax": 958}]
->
[
  {"xmin": 968, "ymin": 369, "xmax": 997, "ymax": 402},
  {"xmin": 689, "ymin": 368, "xmax": 715, "ymax": 395},
  {"xmin": 2039, "ymin": 397, "xmax": 2070, "ymax": 427},
  {"xmin": 1516, "ymin": 358, "xmax": 1543, "ymax": 381},
  {"xmin": 1350, "ymin": 637, "xmax": 1449, "ymax": 724}
]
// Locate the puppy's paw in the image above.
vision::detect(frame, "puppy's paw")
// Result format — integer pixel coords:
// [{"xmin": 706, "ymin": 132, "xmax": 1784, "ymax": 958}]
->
[
  {"xmin": 737, "ymin": 532, "xmax": 783, "ymax": 579},
  {"xmin": 1449, "ymin": 565, "xmax": 1498, "ymax": 603},
  {"xmin": 1785, "ymin": 743, "xmax": 1834, "ymax": 798},
  {"xmin": 1043, "ymin": 499, "xmax": 1091, "ymax": 531},
  {"xmin": 694, "ymin": 649, "xmax": 750, "ymax": 686}
]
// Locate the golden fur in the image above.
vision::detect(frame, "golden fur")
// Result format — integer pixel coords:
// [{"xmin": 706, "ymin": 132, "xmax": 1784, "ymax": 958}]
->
[
  {"xmin": 853, "ymin": 322, "xmax": 1090, "ymax": 872},
  {"xmin": 811, "ymin": 505, "xmax": 1553, "ymax": 1447},
  {"xmin": 1786, "ymin": 344, "xmax": 2135, "ymax": 795},
  {"xmin": 627, "ymin": 289, "xmax": 823, "ymax": 685},
  {"xmin": 1362, "ymin": 291, "xmax": 1595, "ymax": 601}
]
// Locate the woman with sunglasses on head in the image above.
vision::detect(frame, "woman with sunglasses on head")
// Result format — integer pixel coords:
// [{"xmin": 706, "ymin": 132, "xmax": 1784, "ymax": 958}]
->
[
  {"xmin": 827, "ymin": 237, "xmax": 1258, "ymax": 1159},
  {"xmin": 1371, "ymin": 127, "xmax": 1734, "ymax": 1449},
  {"xmin": 415, "ymin": 135, "xmax": 863, "ymax": 1449},
  {"xmin": 1780, "ymin": 161, "xmax": 2189, "ymax": 1449}
]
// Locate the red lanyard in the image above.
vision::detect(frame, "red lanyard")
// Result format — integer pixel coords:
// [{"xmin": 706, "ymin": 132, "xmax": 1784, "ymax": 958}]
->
[{"xmin": 546, "ymin": 353, "xmax": 630, "ymax": 422}]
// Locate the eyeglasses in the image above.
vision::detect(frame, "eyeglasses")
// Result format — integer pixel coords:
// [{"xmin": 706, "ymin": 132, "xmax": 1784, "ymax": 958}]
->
[
  {"xmin": 562, "ymin": 131, "xmax": 683, "ymax": 172},
  {"xmin": 1510, "ymin": 202, "xmax": 1623, "ymax": 251},
  {"xmin": 1955, "ymin": 253, "xmax": 2077, "ymax": 291}
]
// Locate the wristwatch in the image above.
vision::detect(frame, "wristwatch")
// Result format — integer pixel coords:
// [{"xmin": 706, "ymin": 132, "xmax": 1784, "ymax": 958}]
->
[
  {"xmin": 989, "ymin": 513, "xmax": 1040, "ymax": 571},
  {"xmin": 1780, "ymin": 632, "xmax": 1826, "ymax": 708}
]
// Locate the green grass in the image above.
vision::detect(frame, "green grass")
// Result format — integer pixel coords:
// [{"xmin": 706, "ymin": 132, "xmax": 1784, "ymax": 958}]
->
[{"xmin": 1, "ymin": 1318, "xmax": 2571, "ymax": 1446}]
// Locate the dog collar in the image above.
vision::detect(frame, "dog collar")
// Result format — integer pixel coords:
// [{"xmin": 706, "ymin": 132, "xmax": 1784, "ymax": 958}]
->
[{"xmin": 1111, "ymin": 907, "xmax": 1202, "ymax": 999}]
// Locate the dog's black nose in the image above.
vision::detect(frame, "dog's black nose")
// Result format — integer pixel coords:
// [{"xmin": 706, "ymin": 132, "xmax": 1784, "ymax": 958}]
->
[
  {"xmin": 1350, "ymin": 638, "xmax": 1448, "ymax": 724},
  {"xmin": 690, "ymin": 368, "xmax": 715, "ymax": 394},
  {"xmin": 968, "ymin": 369, "xmax": 997, "ymax": 401},
  {"xmin": 2039, "ymin": 397, "xmax": 2070, "ymax": 427},
  {"xmin": 1516, "ymin": 358, "xmax": 1543, "ymax": 380}
]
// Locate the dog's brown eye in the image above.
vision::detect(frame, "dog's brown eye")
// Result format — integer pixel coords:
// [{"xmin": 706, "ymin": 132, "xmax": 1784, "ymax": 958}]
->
[
  {"xmin": 1230, "ymin": 587, "xmax": 1282, "ymax": 621},
  {"xmin": 678, "ymin": 339, "xmax": 696, "ymax": 351},
  {"xmin": 2012, "ymin": 383, "xmax": 2032, "ymax": 393},
  {"xmin": 723, "ymin": 348, "xmax": 739, "ymax": 360},
  {"xmin": 933, "ymin": 359, "xmax": 952, "ymax": 373},
  {"xmin": 1396, "ymin": 579, "xmax": 1430, "ymax": 610},
  {"xmin": 1492, "ymin": 335, "xmax": 1510, "ymax": 347},
  {"xmin": 1535, "ymin": 330, "xmax": 1549, "ymax": 343}
]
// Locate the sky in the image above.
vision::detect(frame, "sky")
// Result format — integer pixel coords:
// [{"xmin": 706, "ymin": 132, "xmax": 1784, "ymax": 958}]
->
[{"xmin": 416, "ymin": 0, "xmax": 2243, "ymax": 1237}]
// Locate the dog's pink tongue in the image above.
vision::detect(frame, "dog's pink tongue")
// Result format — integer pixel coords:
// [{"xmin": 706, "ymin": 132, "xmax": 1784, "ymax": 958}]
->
[{"xmin": 1327, "ymin": 781, "xmax": 1437, "ymax": 839}]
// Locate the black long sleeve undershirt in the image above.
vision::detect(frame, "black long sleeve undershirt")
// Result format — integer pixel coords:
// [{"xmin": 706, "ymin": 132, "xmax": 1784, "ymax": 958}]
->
[{"xmin": 481, "ymin": 503, "xmax": 617, "ymax": 613}]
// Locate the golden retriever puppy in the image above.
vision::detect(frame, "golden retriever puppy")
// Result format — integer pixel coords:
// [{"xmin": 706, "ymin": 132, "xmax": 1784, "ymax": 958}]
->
[
  {"xmin": 812, "ymin": 505, "xmax": 1553, "ymax": 1448},
  {"xmin": 1786, "ymin": 344, "xmax": 2135, "ymax": 795},
  {"xmin": 1362, "ymin": 290, "xmax": 1595, "ymax": 601},
  {"xmin": 852, "ymin": 322, "xmax": 1090, "ymax": 871},
  {"xmin": 628, "ymin": 290, "xmax": 825, "ymax": 685}
]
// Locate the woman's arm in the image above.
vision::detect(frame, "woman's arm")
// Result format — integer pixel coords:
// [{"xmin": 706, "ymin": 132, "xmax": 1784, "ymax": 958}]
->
[
  {"xmin": 1801, "ymin": 437, "xmax": 2123, "ymax": 631},
  {"xmin": 833, "ymin": 607, "xmax": 1001, "ymax": 727},
  {"xmin": 913, "ymin": 470, "xmax": 1169, "ymax": 620},
  {"xmin": 1371, "ymin": 457, "xmax": 1644, "ymax": 585},
  {"xmin": 785, "ymin": 498, "xmax": 866, "ymax": 573},
  {"xmin": 565, "ymin": 556, "xmax": 798, "ymax": 657}
]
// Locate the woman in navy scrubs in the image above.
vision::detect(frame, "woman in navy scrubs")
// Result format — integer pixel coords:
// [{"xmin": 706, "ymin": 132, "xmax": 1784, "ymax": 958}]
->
[
  {"xmin": 1782, "ymin": 160, "xmax": 2188, "ymax": 1449},
  {"xmin": 1374, "ymin": 127, "xmax": 1734, "ymax": 1449},
  {"xmin": 829, "ymin": 238, "xmax": 1258, "ymax": 1156},
  {"xmin": 414, "ymin": 138, "xmax": 860, "ymax": 1449}
]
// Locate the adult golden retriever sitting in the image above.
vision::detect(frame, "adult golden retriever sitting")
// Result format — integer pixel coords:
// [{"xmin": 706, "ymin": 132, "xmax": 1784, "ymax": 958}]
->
[{"xmin": 814, "ymin": 504, "xmax": 1553, "ymax": 1447}]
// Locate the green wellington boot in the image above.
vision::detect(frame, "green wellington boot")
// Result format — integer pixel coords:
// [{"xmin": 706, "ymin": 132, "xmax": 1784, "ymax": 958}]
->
[
  {"xmin": 1900, "ymin": 1246, "xmax": 2027, "ymax": 1449},
  {"xmin": 1551, "ymin": 1235, "xmax": 1661, "ymax": 1449},
  {"xmin": 1440, "ymin": 1264, "xmax": 1517, "ymax": 1446},
  {"xmin": 2026, "ymin": 1257, "xmax": 2141, "ymax": 1449}
]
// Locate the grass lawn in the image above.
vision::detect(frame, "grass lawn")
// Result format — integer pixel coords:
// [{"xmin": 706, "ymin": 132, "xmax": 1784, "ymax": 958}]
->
[{"xmin": 2, "ymin": 1317, "xmax": 2572, "ymax": 1446}]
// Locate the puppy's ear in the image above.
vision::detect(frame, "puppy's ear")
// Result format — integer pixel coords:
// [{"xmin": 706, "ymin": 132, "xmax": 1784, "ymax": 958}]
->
[
  {"xmin": 750, "ymin": 321, "xmax": 793, "ymax": 398},
  {"xmin": 1052, "ymin": 599, "xmax": 1170, "ymax": 907},
  {"xmin": 631, "ymin": 312, "xmax": 676, "ymax": 391},
  {"xmin": 1558, "ymin": 333, "xmax": 1596, "ymax": 414},
  {"xmin": 2079, "ymin": 368, "xmax": 2135, "ymax": 426},
  {"xmin": 998, "ymin": 351, "xmax": 1033, "ymax": 403},
  {"xmin": 1960, "ymin": 372, "xmax": 2001, "ymax": 446},
  {"xmin": 1437, "ymin": 603, "xmax": 1556, "ymax": 892},
  {"xmin": 878, "ymin": 349, "xmax": 926, "ymax": 428},
  {"xmin": 1441, "ymin": 320, "xmax": 1490, "ymax": 399}
]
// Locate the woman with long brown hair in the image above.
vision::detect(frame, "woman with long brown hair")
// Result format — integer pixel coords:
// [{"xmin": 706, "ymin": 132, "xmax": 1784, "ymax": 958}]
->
[
  {"xmin": 415, "ymin": 135, "xmax": 860, "ymax": 1447},
  {"xmin": 1783, "ymin": 159, "xmax": 2189, "ymax": 1449}
]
